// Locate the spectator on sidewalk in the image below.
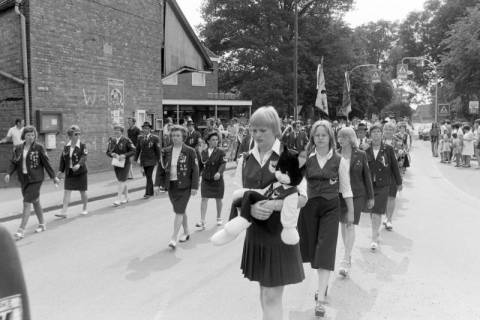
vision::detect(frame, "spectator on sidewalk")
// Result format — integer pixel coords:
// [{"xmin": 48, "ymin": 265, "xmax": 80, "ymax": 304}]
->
[
  {"xmin": 4, "ymin": 126, "xmax": 59, "ymax": 240},
  {"xmin": 156, "ymin": 125, "xmax": 199, "ymax": 249},
  {"xmin": 55, "ymin": 125, "xmax": 89, "ymax": 218},
  {"xmin": 474, "ymin": 119, "xmax": 480, "ymax": 169},
  {"xmin": 106, "ymin": 124, "xmax": 136, "ymax": 206},
  {"xmin": 462, "ymin": 125, "xmax": 474, "ymax": 168},
  {"xmin": 452, "ymin": 133, "xmax": 462, "ymax": 167},
  {"xmin": 135, "ymin": 122, "xmax": 161, "ymax": 199},
  {"xmin": 0, "ymin": 119, "xmax": 25, "ymax": 146},
  {"xmin": 127, "ymin": 118, "xmax": 141, "ymax": 179},
  {"xmin": 430, "ymin": 122, "xmax": 440, "ymax": 157}
]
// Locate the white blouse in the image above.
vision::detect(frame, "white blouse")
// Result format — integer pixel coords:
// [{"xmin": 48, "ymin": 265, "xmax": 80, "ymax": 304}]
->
[{"xmin": 170, "ymin": 146, "xmax": 182, "ymax": 181}]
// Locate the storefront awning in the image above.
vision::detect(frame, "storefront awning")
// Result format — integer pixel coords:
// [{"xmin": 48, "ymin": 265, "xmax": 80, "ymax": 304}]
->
[{"xmin": 162, "ymin": 99, "xmax": 252, "ymax": 106}]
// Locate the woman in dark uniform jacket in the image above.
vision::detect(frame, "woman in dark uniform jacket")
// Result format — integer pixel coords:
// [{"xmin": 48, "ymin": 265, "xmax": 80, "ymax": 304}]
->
[
  {"xmin": 4, "ymin": 126, "xmax": 59, "ymax": 240},
  {"xmin": 297, "ymin": 120, "xmax": 353, "ymax": 318},
  {"xmin": 337, "ymin": 127, "xmax": 374, "ymax": 277},
  {"xmin": 365, "ymin": 124, "xmax": 402, "ymax": 251},
  {"xmin": 55, "ymin": 125, "xmax": 88, "ymax": 218},
  {"xmin": 106, "ymin": 124, "xmax": 136, "ymax": 206},
  {"xmin": 155, "ymin": 125, "xmax": 199, "ymax": 249},
  {"xmin": 232, "ymin": 107, "xmax": 304, "ymax": 320},
  {"xmin": 197, "ymin": 131, "xmax": 226, "ymax": 229}
]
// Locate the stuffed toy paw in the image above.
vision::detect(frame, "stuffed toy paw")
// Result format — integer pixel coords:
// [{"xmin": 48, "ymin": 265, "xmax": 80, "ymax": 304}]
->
[
  {"xmin": 224, "ymin": 216, "xmax": 251, "ymax": 235},
  {"xmin": 281, "ymin": 227, "xmax": 299, "ymax": 245},
  {"xmin": 210, "ymin": 229, "xmax": 237, "ymax": 246}
]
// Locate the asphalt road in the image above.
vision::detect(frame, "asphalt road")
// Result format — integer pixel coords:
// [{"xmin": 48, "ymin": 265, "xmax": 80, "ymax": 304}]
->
[{"xmin": 1, "ymin": 140, "xmax": 479, "ymax": 320}]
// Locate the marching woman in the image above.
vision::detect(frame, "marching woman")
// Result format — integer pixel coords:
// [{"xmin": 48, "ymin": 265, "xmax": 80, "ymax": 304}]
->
[
  {"xmin": 106, "ymin": 124, "xmax": 136, "ymax": 206},
  {"xmin": 231, "ymin": 106, "xmax": 304, "ymax": 320},
  {"xmin": 196, "ymin": 131, "xmax": 226, "ymax": 229},
  {"xmin": 55, "ymin": 125, "xmax": 89, "ymax": 218},
  {"xmin": 298, "ymin": 120, "xmax": 353, "ymax": 318},
  {"xmin": 155, "ymin": 125, "xmax": 199, "ymax": 249},
  {"xmin": 365, "ymin": 125, "xmax": 402, "ymax": 250},
  {"xmin": 4, "ymin": 126, "xmax": 59, "ymax": 240},
  {"xmin": 337, "ymin": 127, "xmax": 374, "ymax": 277}
]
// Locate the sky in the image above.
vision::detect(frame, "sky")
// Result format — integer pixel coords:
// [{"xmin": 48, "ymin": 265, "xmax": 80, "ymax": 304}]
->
[{"xmin": 176, "ymin": 0, "xmax": 427, "ymax": 33}]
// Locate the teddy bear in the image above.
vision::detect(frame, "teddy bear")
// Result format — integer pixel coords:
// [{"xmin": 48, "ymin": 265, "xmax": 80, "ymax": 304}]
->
[{"xmin": 211, "ymin": 145, "xmax": 303, "ymax": 246}]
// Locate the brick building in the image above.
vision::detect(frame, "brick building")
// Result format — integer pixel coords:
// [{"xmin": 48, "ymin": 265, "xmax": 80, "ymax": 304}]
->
[{"xmin": 0, "ymin": 0, "xmax": 164, "ymax": 175}]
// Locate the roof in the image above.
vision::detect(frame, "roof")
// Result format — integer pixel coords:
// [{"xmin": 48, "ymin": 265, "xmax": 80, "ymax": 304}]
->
[
  {"xmin": 203, "ymin": 46, "xmax": 220, "ymax": 59},
  {"xmin": 167, "ymin": 0, "xmax": 213, "ymax": 70},
  {"xmin": 0, "ymin": 0, "xmax": 16, "ymax": 12}
]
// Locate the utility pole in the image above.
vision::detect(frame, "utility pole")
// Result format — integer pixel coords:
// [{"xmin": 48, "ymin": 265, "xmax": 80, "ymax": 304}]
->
[{"xmin": 293, "ymin": 0, "xmax": 298, "ymax": 121}]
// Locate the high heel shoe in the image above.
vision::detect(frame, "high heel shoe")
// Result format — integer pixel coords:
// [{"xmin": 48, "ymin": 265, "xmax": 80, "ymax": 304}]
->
[
  {"xmin": 314, "ymin": 291, "xmax": 326, "ymax": 318},
  {"xmin": 14, "ymin": 229, "xmax": 25, "ymax": 241},
  {"xmin": 35, "ymin": 224, "xmax": 47, "ymax": 233}
]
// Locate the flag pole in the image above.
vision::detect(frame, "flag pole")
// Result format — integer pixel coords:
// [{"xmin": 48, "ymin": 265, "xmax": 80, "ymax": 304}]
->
[{"xmin": 293, "ymin": 0, "xmax": 298, "ymax": 121}]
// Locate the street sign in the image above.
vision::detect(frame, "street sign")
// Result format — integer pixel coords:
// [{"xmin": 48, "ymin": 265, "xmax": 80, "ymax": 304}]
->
[
  {"xmin": 371, "ymin": 70, "xmax": 381, "ymax": 84},
  {"xmin": 469, "ymin": 101, "xmax": 479, "ymax": 114},
  {"xmin": 397, "ymin": 64, "xmax": 408, "ymax": 80},
  {"xmin": 438, "ymin": 104, "xmax": 450, "ymax": 115}
]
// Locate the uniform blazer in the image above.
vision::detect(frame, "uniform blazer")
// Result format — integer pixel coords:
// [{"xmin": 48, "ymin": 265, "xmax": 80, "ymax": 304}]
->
[
  {"xmin": 106, "ymin": 136, "xmax": 136, "ymax": 165},
  {"xmin": 59, "ymin": 141, "xmax": 88, "ymax": 175},
  {"xmin": 186, "ymin": 130, "xmax": 202, "ymax": 149},
  {"xmin": 127, "ymin": 126, "xmax": 141, "ymax": 147},
  {"xmin": 8, "ymin": 142, "xmax": 56, "ymax": 184},
  {"xmin": 134, "ymin": 134, "xmax": 161, "ymax": 167},
  {"xmin": 155, "ymin": 144, "xmax": 199, "ymax": 190},
  {"xmin": 341, "ymin": 148, "xmax": 374, "ymax": 199},
  {"xmin": 238, "ymin": 133, "xmax": 254, "ymax": 154},
  {"xmin": 365, "ymin": 143, "xmax": 402, "ymax": 188},
  {"xmin": 283, "ymin": 131, "xmax": 308, "ymax": 152},
  {"xmin": 200, "ymin": 147, "xmax": 226, "ymax": 181}
]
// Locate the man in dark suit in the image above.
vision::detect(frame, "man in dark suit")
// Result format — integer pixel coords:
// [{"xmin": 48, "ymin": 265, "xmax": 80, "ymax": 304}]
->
[
  {"xmin": 135, "ymin": 122, "xmax": 161, "ymax": 198},
  {"xmin": 127, "ymin": 118, "xmax": 141, "ymax": 179},
  {"xmin": 185, "ymin": 120, "xmax": 201, "ymax": 149},
  {"xmin": 282, "ymin": 122, "xmax": 308, "ymax": 152},
  {"xmin": 237, "ymin": 128, "xmax": 254, "ymax": 154}
]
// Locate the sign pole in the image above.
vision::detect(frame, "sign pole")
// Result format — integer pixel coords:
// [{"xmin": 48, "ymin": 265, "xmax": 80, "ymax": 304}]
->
[
  {"xmin": 435, "ymin": 76, "xmax": 438, "ymax": 123},
  {"xmin": 293, "ymin": 0, "xmax": 298, "ymax": 121}
]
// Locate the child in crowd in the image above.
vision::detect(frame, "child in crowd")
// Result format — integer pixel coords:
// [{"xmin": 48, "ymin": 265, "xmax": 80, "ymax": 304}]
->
[
  {"xmin": 452, "ymin": 133, "xmax": 462, "ymax": 167},
  {"xmin": 440, "ymin": 133, "xmax": 452, "ymax": 164},
  {"xmin": 462, "ymin": 126, "xmax": 474, "ymax": 168},
  {"xmin": 439, "ymin": 134, "xmax": 446, "ymax": 163}
]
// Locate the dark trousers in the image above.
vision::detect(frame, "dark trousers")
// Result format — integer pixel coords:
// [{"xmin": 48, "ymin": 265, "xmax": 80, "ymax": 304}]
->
[
  {"xmin": 143, "ymin": 166, "xmax": 155, "ymax": 196},
  {"xmin": 229, "ymin": 190, "xmax": 278, "ymax": 233}
]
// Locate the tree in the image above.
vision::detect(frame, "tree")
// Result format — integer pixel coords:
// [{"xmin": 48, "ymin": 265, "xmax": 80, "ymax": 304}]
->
[{"xmin": 381, "ymin": 102, "xmax": 414, "ymax": 118}]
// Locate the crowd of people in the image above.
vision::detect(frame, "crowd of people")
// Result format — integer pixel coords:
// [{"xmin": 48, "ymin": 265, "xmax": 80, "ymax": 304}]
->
[
  {"xmin": 430, "ymin": 119, "xmax": 480, "ymax": 169},
  {"xmin": 3, "ymin": 109, "xmax": 415, "ymax": 319}
]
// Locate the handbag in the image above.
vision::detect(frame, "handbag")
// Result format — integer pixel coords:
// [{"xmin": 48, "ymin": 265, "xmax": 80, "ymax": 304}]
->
[{"xmin": 111, "ymin": 157, "xmax": 125, "ymax": 168}]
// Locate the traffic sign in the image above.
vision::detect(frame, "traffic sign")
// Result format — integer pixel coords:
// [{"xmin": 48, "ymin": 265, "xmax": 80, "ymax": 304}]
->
[
  {"xmin": 469, "ymin": 101, "xmax": 479, "ymax": 114},
  {"xmin": 438, "ymin": 104, "xmax": 450, "ymax": 115},
  {"xmin": 371, "ymin": 70, "xmax": 381, "ymax": 84},
  {"xmin": 397, "ymin": 64, "xmax": 408, "ymax": 80}
]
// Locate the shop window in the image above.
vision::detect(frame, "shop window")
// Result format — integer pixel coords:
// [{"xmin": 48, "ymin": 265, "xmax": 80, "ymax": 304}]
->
[{"xmin": 192, "ymin": 72, "xmax": 206, "ymax": 87}]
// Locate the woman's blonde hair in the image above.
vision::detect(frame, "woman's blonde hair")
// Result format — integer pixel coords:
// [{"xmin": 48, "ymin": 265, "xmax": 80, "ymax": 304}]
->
[
  {"xmin": 249, "ymin": 106, "xmax": 282, "ymax": 138},
  {"xmin": 307, "ymin": 120, "xmax": 336, "ymax": 153},
  {"xmin": 338, "ymin": 126, "xmax": 359, "ymax": 149}
]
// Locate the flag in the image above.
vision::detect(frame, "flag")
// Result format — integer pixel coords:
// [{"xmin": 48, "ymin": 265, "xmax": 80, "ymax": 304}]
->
[
  {"xmin": 315, "ymin": 60, "xmax": 328, "ymax": 115},
  {"xmin": 338, "ymin": 71, "xmax": 351, "ymax": 116}
]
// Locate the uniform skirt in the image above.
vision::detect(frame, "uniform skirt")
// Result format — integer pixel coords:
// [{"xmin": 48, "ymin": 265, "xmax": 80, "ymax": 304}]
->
[
  {"xmin": 389, "ymin": 183, "xmax": 398, "ymax": 198},
  {"xmin": 114, "ymin": 162, "xmax": 130, "ymax": 182},
  {"xmin": 168, "ymin": 181, "xmax": 191, "ymax": 214},
  {"xmin": 339, "ymin": 195, "xmax": 366, "ymax": 225},
  {"xmin": 21, "ymin": 178, "xmax": 42, "ymax": 203},
  {"xmin": 366, "ymin": 186, "xmax": 389, "ymax": 215},
  {"xmin": 298, "ymin": 196, "xmax": 340, "ymax": 271},
  {"xmin": 240, "ymin": 211, "xmax": 305, "ymax": 287},
  {"xmin": 201, "ymin": 177, "xmax": 224, "ymax": 199},
  {"xmin": 64, "ymin": 170, "xmax": 88, "ymax": 191}
]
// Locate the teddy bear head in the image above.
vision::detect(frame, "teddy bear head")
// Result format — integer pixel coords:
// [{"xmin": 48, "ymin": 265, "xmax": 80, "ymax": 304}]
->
[{"xmin": 274, "ymin": 145, "xmax": 303, "ymax": 186}]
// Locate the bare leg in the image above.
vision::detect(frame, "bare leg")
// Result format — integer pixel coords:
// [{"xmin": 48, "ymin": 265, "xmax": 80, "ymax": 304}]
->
[
  {"xmin": 370, "ymin": 213, "xmax": 382, "ymax": 242},
  {"xmin": 215, "ymin": 198, "xmax": 223, "ymax": 219},
  {"xmin": 18, "ymin": 202, "xmax": 32, "ymax": 230},
  {"xmin": 182, "ymin": 213, "xmax": 190, "ymax": 235},
  {"xmin": 260, "ymin": 285, "xmax": 284, "ymax": 320},
  {"xmin": 341, "ymin": 223, "xmax": 355, "ymax": 261},
  {"xmin": 200, "ymin": 198, "xmax": 208, "ymax": 223},
  {"xmin": 386, "ymin": 197, "xmax": 396, "ymax": 223},
  {"xmin": 80, "ymin": 191, "xmax": 88, "ymax": 211},
  {"xmin": 117, "ymin": 182, "xmax": 123, "ymax": 201},
  {"xmin": 316, "ymin": 268, "xmax": 330, "ymax": 301},
  {"xmin": 62, "ymin": 190, "xmax": 72, "ymax": 213},
  {"xmin": 123, "ymin": 182, "xmax": 128, "ymax": 200},
  {"xmin": 32, "ymin": 199, "xmax": 44, "ymax": 225},
  {"xmin": 171, "ymin": 214, "xmax": 183, "ymax": 241}
]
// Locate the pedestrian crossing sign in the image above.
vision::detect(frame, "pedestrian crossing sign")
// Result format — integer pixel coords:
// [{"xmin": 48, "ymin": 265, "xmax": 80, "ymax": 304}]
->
[
  {"xmin": 371, "ymin": 70, "xmax": 381, "ymax": 84},
  {"xmin": 438, "ymin": 104, "xmax": 450, "ymax": 115},
  {"xmin": 397, "ymin": 64, "xmax": 408, "ymax": 80}
]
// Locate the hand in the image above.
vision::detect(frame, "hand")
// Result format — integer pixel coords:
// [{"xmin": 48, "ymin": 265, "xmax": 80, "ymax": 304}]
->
[
  {"xmin": 397, "ymin": 184, "xmax": 403, "ymax": 192},
  {"xmin": 213, "ymin": 172, "xmax": 221, "ymax": 180},
  {"xmin": 367, "ymin": 199, "xmax": 375, "ymax": 210},
  {"xmin": 72, "ymin": 164, "xmax": 80, "ymax": 172},
  {"xmin": 4, "ymin": 174, "xmax": 10, "ymax": 184},
  {"xmin": 250, "ymin": 200, "xmax": 273, "ymax": 220},
  {"xmin": 53, "ymin": 177, "xmax": 60, "ymax": 185},
  {"xmin": 297, "ymin": 195, "xmax": 307, "ymax": 209},
  {"xmin": 118, "ymin": 154, "xmax": 126, "ymax": 161},
  {"xmin": 57, "ymin": 172, "xmax": 64, "ymax": 180},
  {"xmin": 140, "ymin": 167, "xmax": 145, "ymax": 175},
  {"xmin": 191, "ymin": 189, "xmax": 198, "ymax": 196}
]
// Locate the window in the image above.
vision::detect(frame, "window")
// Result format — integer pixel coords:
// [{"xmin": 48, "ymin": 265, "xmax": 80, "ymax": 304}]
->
[
  {"xmin": 162, "ymin": 74, "xmax": 178, "ymax": 86},
  {"xmin": 192, "ymin": 72, "xmax": 206, "ymax": 87},
  {"xmin": 136, "ymin": 110, "xmax": 146, "ymax": 128}
]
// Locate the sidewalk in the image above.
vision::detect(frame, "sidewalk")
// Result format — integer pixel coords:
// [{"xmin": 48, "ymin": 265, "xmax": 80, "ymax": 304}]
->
[{"xmin": 0, "ymin": 162, "xmax": 237, "ymax": 222}]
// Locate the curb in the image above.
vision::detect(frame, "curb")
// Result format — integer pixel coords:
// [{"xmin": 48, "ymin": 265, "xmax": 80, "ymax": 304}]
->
[{"xmin": 0, "ymin": 166, "xmax": 237, "ymax": 223}]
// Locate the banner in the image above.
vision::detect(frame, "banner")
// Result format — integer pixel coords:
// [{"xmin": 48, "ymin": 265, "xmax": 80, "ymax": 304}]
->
[
  {"xmin": 315, "ymin": 61, "xmax": 328, "ymax": 115},
  {"xmin": 338, "ymin": 71, "xmax": 351, "ymax": 117}
]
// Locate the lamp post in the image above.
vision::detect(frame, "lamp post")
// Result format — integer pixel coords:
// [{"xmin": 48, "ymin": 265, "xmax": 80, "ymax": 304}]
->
[
  {"xmin": 401, "ymin": 57, "xmax": 438, "ymax": 123},
  {"xmin": 293, "ymin": 1, "xmax": 298, "ymax": 121}
]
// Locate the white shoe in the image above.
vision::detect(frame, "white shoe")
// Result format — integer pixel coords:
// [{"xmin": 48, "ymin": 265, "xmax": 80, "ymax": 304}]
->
[
  {"xmin": 196, "ymin": 221, "xmax": 206, "ymax": 230},
  {"xmin": 55, "ymin": 211, "xmax": 67, "ymax": 218},
  {"xmin": 370, "ymin": 241, "xmax": 378, "ymax": 251},
  {"xmin": 35, "ymin": 224, "xmax": 47, "ymax": 233},
  {"xmin": 339, "ymin": 258, "xmax": 351, "ymax": 277},
  {"xmin": 216, "ymin": 218, "xmax": 223, "ymax": 226},
  {"xmin": 120, "ymin": 198, "xmax": 129, "ymax": 204},
  {"xmin": 81, "ymin": 210, "xmax": 88, "ymax": 215},
  {"xmin": 113, "ymin": 200, "xmax": 121, "ymax": 207},
  {"xmin": 385, "ymin": 221, "xmax": 393, "ymax": 231},
  {"xmin": 168, "ymin": 240, "xmax": 177, "ymax": 249},
  {"xmin": 179, "ymin": 234, "xmax": 191, "ymax": 242},
  {"xmin": 14, "ymin": 229, "xmax": 25, "ymax": 241}
]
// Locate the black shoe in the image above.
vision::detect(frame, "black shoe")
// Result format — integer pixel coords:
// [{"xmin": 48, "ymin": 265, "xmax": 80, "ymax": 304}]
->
[{"xmin": 143, "ymin": 194, "xmax": 151, "ymax": 199}]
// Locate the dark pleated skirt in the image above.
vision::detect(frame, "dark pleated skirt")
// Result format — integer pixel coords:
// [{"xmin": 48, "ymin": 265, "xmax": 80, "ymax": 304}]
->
[
  {"xmin": 241, "ymin": 211, "xmax": 305, "ymax": 287},
  {"xmin": 339, "ymin": 195, "xmax": 366, "ymax": 225},
  {"xmin": 366, "ymin": 186, "xmax": 389, "ymax": 214},
  {"xmin": 114, "ymin": 162, "xmax": 130, "ymax": 182},
  {"xmin": 21, "ymin": 179, "xmax": 42, "ymax": 203},
  {"xmin": 64, "ymin": 170, "xmax": 88, "ymax": 191},
  {"xmin": 201, "ymin": 177, "xmax": 224, "ymax": 199},
  {"xmin": 168, "ymin": 181, "xmax": 191, "ymax": 214}
]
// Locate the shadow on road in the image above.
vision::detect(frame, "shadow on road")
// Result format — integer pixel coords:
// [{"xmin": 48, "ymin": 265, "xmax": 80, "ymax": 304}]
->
[
  {"xmin": 126, "ymin": 249, "xmax": 181, "ymax": 281},
  {"xmin": 355, "ymin": 248, "xmax": 410, "ymax": 283},
  {"xmin": 329, "ymin": 278, "xmax": 378, "ymax": 320}
]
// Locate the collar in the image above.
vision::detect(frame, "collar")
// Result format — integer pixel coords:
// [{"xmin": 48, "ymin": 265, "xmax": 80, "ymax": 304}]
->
[
  {"xmin": 249, "ymin": 138, "xmax": 281, "ymax": 156},
  {"xmin": 66, "ymin": 140, "xmax": 81, "ymax": 148},
  {"xmin": 309, "ymin": 148, "xmax": 333, "ymax": 159}
]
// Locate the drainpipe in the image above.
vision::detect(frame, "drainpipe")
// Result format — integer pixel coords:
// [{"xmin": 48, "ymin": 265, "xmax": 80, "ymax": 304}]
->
[{"xmin": 15, "ymin": 0, "xmax": 30, "ymax": 125}]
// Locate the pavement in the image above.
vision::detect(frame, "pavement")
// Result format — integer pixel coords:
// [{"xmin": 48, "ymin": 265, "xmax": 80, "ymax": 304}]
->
[{"xmin": 1, "ymin": 142, "xmax": 480, "ymax": 320}]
